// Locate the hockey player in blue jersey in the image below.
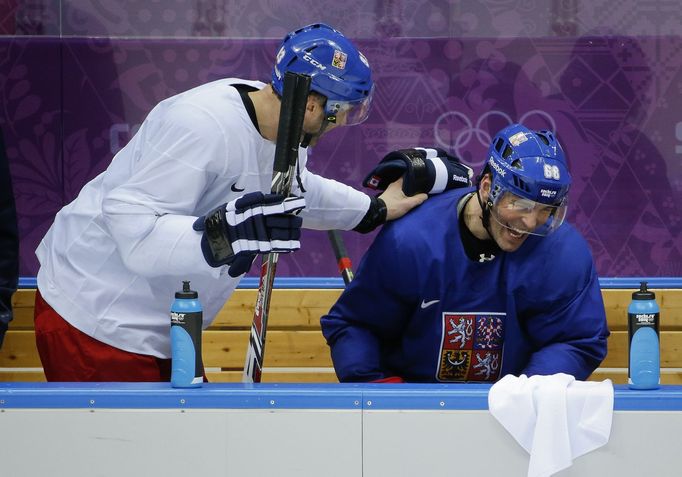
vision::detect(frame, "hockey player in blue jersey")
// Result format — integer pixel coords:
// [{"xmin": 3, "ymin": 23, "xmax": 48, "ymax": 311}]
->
[{"xmin": 321, "ymin": 123, "xmax": 609, "ymax": 383}]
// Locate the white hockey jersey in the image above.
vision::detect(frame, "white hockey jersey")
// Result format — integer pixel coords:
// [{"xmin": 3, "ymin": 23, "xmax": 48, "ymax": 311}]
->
[{"xmin": 36, "ymin": 78, "xmax": 369, "ymax": 358}]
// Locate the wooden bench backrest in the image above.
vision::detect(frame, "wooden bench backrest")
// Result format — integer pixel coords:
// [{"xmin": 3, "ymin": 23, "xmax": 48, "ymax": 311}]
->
[{"xmin": 2, "ymin": 289, "xmax": 681, "ymax": 383}]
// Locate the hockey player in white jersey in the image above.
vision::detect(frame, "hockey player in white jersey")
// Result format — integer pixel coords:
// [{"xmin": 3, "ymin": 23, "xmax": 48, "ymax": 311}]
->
[{"xmin": 34, "ymin": 23, "xmax": 442, "ymax": 381}]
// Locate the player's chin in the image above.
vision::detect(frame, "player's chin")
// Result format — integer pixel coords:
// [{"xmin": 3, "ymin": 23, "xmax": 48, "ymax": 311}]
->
[
  {"xmin": 304, "ymin": 135, "xmax": 319, "ymax": 147},
  {"xmin": 497, "ymin": 226, "xmax": 529, "ymax": 252}
]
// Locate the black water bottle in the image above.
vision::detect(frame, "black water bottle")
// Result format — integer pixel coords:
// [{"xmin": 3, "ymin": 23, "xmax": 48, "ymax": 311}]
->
[{"xmin": 170, "ymin": 281, "xmax": 203, "ymax": 388}]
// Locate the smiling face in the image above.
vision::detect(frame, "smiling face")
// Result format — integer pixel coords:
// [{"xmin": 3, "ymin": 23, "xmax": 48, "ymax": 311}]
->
[
  {"xmin": 489, "ymin": 193, "xmax": 547, "ymax": 251},
  {"xmin": 479, "ymin": 174, "xmax": 566, "ymax": 252}
]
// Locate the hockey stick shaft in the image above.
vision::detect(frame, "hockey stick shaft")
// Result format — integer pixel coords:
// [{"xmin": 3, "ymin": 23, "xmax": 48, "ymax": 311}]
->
[
  {"xmin": 327, "ymin": 230, "xmax": 354, "ymax": 286},
  {"xmin": 243, "ymin": 72, "xmax": 311, "ymax": 383}
]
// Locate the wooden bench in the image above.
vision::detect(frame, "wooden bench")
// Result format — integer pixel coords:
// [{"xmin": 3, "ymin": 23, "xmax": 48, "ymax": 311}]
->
[{"xmin": 1, "ymin": 288, "xmax": 681, "ymax": 384}]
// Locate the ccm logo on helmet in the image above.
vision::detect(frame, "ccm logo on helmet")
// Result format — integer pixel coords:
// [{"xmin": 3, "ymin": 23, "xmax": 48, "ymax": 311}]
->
[
  {"xmin": 303, "ymin": 53, "xmax": 327, "ymax": 70},
  {"xmin": 488, "ymin": 156, "xmax": 506, "ymax": 177}
]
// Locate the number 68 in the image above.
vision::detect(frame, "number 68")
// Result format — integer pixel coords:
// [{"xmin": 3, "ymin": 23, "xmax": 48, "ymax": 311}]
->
[{"xmin": 544, "ymin": 164, "xmax": 561, "ymax": 180}]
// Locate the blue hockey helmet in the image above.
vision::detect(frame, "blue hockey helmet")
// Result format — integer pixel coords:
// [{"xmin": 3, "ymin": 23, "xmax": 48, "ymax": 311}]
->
[
  {"xmin": 271, "ymin": 23, "xmax": 374, "ymax": 126},
  {"xmin": 484, "ymin": 123, "xmax": 571, "ymax": 236}
]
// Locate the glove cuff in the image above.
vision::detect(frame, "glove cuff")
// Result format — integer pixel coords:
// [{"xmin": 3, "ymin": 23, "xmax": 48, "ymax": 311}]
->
[
  {"xmin": 426, "ymin": 156, "xmax": 472, "ymax": 194},
  {"xmin": 353, "ymin": 196, "xmax": 388, "ymax": 234},
  {"xmin": 196, "ymin": 206, "xmax": 236, "ymax": 267}
]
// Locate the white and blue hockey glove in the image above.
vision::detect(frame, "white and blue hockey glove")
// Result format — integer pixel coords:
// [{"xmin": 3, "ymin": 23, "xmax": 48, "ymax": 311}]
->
[
  {"xmin": 363, "ymin": 147, "xmax": 473, "ymax": 197},
  {"xmin": 193, "ymin": 192, "xmax": 305, "ymax": 277}
]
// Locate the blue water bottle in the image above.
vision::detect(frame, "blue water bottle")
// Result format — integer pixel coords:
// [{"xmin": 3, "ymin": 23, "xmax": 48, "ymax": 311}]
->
[
  {"xmin": 628, "ymin": 281, "xmax": 660, "ymax": 390},
  {"xmin": 170, "ymin": 281, "xmax": 203, "ymax": 388}
]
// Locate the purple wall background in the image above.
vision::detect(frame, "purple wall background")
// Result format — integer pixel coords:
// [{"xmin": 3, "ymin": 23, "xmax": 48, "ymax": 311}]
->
[{"xmin": 1, "ymin": 0, "xmax": 682, "ymax": 278}]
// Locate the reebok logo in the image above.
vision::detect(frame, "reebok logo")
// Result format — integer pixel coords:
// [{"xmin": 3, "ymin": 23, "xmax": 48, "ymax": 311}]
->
[
  {"xmin": 421, "ymin": 299, "xmax": 440, "ymax": 309},
  {"xmin": 479, "ymin": 253, "xmax": 495, "ymax": 263},
  {"xmin": 488, "ymin": 157, "xmax": 506, "ymax": 177},
  {"xmin": 452, "ymin": 173, "xmax": 469, "ymax": 184}
]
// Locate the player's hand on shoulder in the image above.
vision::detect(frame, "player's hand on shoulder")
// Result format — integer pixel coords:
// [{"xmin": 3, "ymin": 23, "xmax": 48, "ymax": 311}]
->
[
  {"xmin": 362, "ymin": 147, "xmax": 473, "ymax": 221},
  {"xmin": 379, "ymin": 177, "xmax": 427, "ymax": 221},
  {"xmin": 193, "ymin": 192, "xmax": 305, "ymax": 277}
]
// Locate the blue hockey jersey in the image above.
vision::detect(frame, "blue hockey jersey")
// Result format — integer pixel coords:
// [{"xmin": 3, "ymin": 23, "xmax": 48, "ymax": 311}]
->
[{"xmin": 321, "ymin": 187, "xmax": 609, "ymax": 383}]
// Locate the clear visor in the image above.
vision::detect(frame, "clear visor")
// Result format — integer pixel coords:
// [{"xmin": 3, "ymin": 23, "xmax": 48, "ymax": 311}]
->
[
  {"xmin": 490, "ymin": 191, "xmax": 568, "ymax": 237},
  {"xmin": 325, "ymin": 85, "xmax": 374, "ymax": 126}
]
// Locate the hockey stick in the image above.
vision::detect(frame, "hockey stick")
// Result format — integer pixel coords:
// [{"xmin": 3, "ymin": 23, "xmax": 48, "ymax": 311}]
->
[
  {"xmin": 242, "ymin": 72, "xmax": 311, "ymax": 383},
  {"xmin": 327, "ymin": 230, "xmax": 354, "ymax": 286}
]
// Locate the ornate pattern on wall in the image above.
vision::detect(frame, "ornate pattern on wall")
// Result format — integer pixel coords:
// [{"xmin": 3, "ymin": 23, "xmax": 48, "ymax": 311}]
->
[{"xmin": 1, "ymin": 1, "xmax": 681, "ymax": 277}]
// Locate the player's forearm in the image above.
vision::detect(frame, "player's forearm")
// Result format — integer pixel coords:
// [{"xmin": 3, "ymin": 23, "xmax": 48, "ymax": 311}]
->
[
  {"xmin": 331, "ymin": 347, "xmax": 391, "ymax": 382},
  {"xmin": 322, "ymin": 315, "xmax": 389, "ymax": 382},
  {"xmin": 296, "ymin": 170, "xmax": 369, "ymax": 230},
  {"xmin": 521, "ymin": 339, "xmax": 607, "ymax": 380}
]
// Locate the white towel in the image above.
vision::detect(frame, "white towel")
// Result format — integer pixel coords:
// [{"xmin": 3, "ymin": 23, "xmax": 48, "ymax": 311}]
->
[{"xmin": 488, "ymin": 373, "xmax": 614, "ymax": 477}]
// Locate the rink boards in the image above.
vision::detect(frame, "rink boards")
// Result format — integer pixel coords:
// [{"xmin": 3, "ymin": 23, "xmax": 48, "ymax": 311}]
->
[{"xmin": 1, "ymin": 383, "xmax": 680, "ymax": 477}]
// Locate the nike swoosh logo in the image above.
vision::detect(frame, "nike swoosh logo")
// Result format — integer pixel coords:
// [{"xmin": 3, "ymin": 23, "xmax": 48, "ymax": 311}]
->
[
  {"xmin": 420, "ymin": 299, "xmax": 439, "ymax": 309},
  {"xmin": 231, "ymin": 183, "xmax": 245, "ymax": 193}
]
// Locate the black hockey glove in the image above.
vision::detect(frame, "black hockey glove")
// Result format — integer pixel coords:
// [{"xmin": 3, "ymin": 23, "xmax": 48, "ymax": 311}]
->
[
  {"xmin": 363, "ymin": 147, "xmax": 473, "ymax": 197},
  {"xmin": 193, "ymin": 192, "xmax": 305, "ymax": 277}
]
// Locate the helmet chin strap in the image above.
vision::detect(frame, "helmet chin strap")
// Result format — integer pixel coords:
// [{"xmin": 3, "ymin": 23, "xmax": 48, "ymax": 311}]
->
[
  {"xmin": 475, "ymin": 187, "xmax": 496, "ymax": 240},
  {"xmin": 476, "ymin": 190, "xmax": 490, "ymax": 228},
  {"xmin": 475, "ymin": 170, "xmax": 502, "ymax": 242},
  {"xmin": 300, "ymin": 133, "xmax": 314, "ymax": 149},
  {"xmin": 300, "ymin": 116, "xmax": 333, "ymax": 148},
  {"xmin": 296, "ymin": 117, "xmax": 334, "ymax": 192}
]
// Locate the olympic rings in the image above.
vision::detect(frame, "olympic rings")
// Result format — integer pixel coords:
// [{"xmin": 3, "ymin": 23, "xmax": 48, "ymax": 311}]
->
[{"xmin": 434, "ymin": 110, "xmax": 557, "ymax": 166}]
